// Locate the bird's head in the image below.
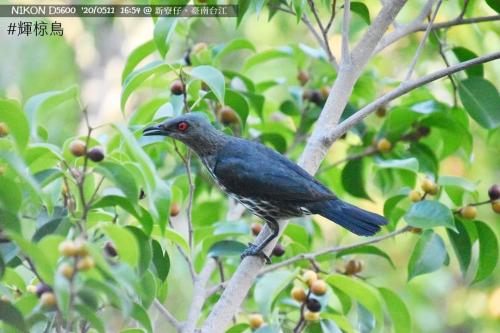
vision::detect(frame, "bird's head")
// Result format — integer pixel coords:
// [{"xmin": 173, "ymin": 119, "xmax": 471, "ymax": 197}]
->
[{"xmin": 143, "ymin": 112, "xmax": 225, "ymax": 155}]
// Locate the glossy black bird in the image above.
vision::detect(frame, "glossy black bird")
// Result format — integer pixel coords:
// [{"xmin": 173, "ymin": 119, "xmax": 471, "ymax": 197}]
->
[{"xmin": 143, "ymin": 113, "xmax": 387, "ymax": 263}]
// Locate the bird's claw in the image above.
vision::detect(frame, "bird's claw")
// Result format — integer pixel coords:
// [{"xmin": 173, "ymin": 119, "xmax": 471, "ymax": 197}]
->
[{"xmin": 241, "ymin": 243, "xmax": 271, "ymax": 264}]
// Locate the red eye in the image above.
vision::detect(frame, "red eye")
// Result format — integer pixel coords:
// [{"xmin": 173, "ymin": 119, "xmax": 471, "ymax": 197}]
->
[{"xmin": 177, "ymin": 121, "xmax": 189, "ymax": 132}]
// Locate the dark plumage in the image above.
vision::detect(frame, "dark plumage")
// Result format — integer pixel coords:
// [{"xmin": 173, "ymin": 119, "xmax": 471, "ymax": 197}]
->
[{"xmin": 143, "ymin": 112, "xmax": 387, "ymax": 263}]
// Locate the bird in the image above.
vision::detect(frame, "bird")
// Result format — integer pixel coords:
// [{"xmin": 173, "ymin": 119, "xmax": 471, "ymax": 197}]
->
[{"xmin": 143, "ymin": 112, "xmax": 387, "ymax": 263}]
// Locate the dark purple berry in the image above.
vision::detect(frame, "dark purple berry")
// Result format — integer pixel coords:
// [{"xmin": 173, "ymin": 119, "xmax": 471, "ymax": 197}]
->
[{"xmin": 306, "ymin": 298, "xmax": 321, "ymax": 312}]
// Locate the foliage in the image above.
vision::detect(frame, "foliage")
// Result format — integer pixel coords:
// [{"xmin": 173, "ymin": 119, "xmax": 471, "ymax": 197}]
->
[{"xmin": 1, "ymin": 1, "xmax": 499, "ymax": 333}]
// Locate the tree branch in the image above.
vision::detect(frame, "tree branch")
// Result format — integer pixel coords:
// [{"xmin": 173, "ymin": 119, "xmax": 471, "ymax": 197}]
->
[
  {"xmin": 324, "ymin": 52, "xmax": 500, "ymax": 143},
  {"xmin": 154, "ymin": 299, "xmax": 182, "ymax": 332},
  {"xmin": 259, "ymin": 226, "xmax": 412, "ymax": 275},
  {"xmin": 341, "ymin": 0, "xmax": 351, "ymax": 63},
  {"xmin": 183, "ymin": 258, "xmax": 217, "ymax": 333},
  {"xmin": 404, "ymin": 0, "xmax": 443, "ymax": 80}
]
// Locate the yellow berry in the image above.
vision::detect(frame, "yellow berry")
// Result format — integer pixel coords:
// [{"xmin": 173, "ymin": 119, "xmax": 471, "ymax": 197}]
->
[
  {"xmin": 304, "ymin": 310, "xmax": 320, "ymax": 321},
  {"xmin": 311, "ymin": 280, "xmax": 327, "ymax": 296},
  {"xmin": 74, "ymin": 239, "xmax": 88, "ymax": 257},
  {"xmin": 409, "ymin": 190, "xmax": 422, "ymax": 202},
  {"xmin": 302, "ymin": 270, "xmax": 318, "ymax": 287},
  {"xmin": 0, "ymin": 122, "xmax": 10, "ymax": 137},
  {"xmin": 69, "ymin": 140, "xmax": 86, "ymax": 157},
  {"xmin": 220, "ymin": 106, "xmax": 239, "ymax": 126},
  {"xmin": 291, "ymin": 287, "xmax": 307, "ymax": 302},
  {"xmin": 40, "ymin": 292, "xmax": 57, "ymax": 308},
  {"xmin": 492, "ymin": 200, "xmax": 500, "ymax": 214},
  {"xmin": 58, "ymin": 240, "xmax": 78, "ymax": 257},
  {"xmin": 297, "ymin": 70, "xmax": 309, "ymax": 86},
  {"xmin": 170, "ymin": 203, "xmax": 181, "ymax": 217},
  {"xmin": 26, "ymin": 285, "xmax": 37, "ymax": 294},
  {"xmin": 421, "ymin": 178, "xmax": 437, "ymax": 194},
  {"xmin": 192, "ymin": 42, "xmax": 208, "ymax": 53},
  {"xmin": 248, "ymin": 313, "xmax": 264, "ymax": 329},
  {"xmin": 320, "ymin": 86, "xmax": 330, "ymax": 99},
  {"xmin": 77, "ymin": 256, "xmax": 95, "ymax": 271},
  {"xmin": 345, "ymin": 259, "xmax": 363, "ymax": 275},
  {"xmin": 58, "ymin": 263, "xmax": 74, "ymax": 279},
  {"xmin": 376, "ymin": 138, "xmax": 392, "ymax": 152},
  {"xmin": 460, "ymin": 205, "xmax": 477, "ymax": 219}
]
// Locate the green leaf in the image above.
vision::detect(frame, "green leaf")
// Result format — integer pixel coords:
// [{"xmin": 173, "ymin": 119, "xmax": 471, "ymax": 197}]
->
[
  {"xmin": 208, "ymin": 240, "xmax": 247, "ymax": 257},
  {"xmin": 95, "ymin": 161, "xmax": 139, "ymax": 203},
  {"xmin": 226, "ymin": 323, "xmax": 250, "ymax": 333},
  {"xmin": 404, "ymin": 201, "xmax": 455, "ymax": 229},
  {"xmin": 408, "ymin": 230, "xmax": 448, "ymax": 280},
  {"xmin": 225, "ymin": 89, "xmax": 249, "ymax": 127},
  {"xmin": 190, "ymin": 65, "xmax": 226, "ymax": 104},
  {"xmin": 121, "ymin": 61, "xmax": 171, "ymax": 112},
  {"xmin": 379, "ymin": 287, "xmax": 412, "ymax": 333},
  {"xmin": 243, "ymin": 48, "xmax": 292, "ymax": 72},
  {"xmin": 0, "ymin": 301, "xmax": 28, "ymax": 332},
  {"xmin": 103, "ymin": 225, "xmax": 139, "ymax": 267},
  {"xmin": 54, "ymin": 273, "xmax": 70, "ymax": 317},
  {"xmin": 122, "ymin": 40, "xmax": 157, "ymax": 83},
  {"xmin": 254, "ymin": 269, "xmax": 298, "ymax": 315},
  {"xmin": 486, "ymin": 0, "xmax": 500, "ymax": 14},
  {"xmin": 458, "ymin": 77, "xmax": 500, "ymax": 129},
  {"xmin": 75, "ymin": 304, "xmax": 105, "ymax": 333},
  {"xmin": 126, "ymin": 226, "xmax": 153, "ymax": 276},
  {"xmin": 0, "ymin": 99, "xmax": 29, "ymax": 151},
  {"xmin": 341, "ymin": 159, "xmax": 370, "ymax": 200},
  {"xmin": 473, "ymin": 221, "xmax": 498, "ymax": 283},
  {"xmin": 336, "ymin": 245, "xmax": 395, "ymax": 268},
  {"xmin": 165, "ymin": 228, "xmax": 189, "ymax": 254},
  {"xmin": 279, "ymin": 100, "xmax": 301, "ymax": 116},
  {"xmin": 151, "ymin": 240, "xmax": 170, "ymax": 282},
  {"xmin": 153, "ymin": 17, "xmax": 177, "ymax": 58},
  {"xmin": 350, "ymin": 2, "xmax": 371, "ymax": 24},
  {"xmin": 375, "ymin": 158, "xmax": 419, "ymax": 173},
  {"xmin": 452, "ymin": 47, "xmax": 483, "ymax": 77},
  {"xmin": 24, "ymin": 86, "xmax": 79, "ymax": 139},
  {"xmin": 131, "ymin": 303, "xmax": 153, "ymax": 333},
  {"xmin": 0, "ymin": 178, "xmax": 22, "ymax": 214},
  {"xmin": 260, "ymin": 133, "xmax": 287, "ymax": 153},
  {"xmin": 326, "ymin": 275, "xmax": 384, "ymax": 329},
  {"xmin": 214, "ymin": 39, "xmax": 256, "ymax": 65},
  {"xmin": 237, "ymin": 0, "xmax": 251, "ymax": 25},
  {"xmin": 447, "ymin": 218, "xmax": 472, "ymax": 276}
]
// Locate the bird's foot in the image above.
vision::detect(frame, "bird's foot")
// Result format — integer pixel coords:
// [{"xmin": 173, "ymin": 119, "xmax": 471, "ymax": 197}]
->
[{"xmin": 241, "ymin": 243, "xmax": 271, "ymax": 264}]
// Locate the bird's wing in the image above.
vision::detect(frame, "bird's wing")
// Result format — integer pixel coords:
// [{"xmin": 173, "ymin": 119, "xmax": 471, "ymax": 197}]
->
[{"xmin": 214, "ymin": 140, "xmax": 335, "ymax": 202}]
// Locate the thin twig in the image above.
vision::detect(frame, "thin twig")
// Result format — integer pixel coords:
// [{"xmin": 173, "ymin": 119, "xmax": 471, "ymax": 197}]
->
[
  {"xmin": 260, "ymin": 226, "xmax": 412, "ymax": 275},
  {"xmin": 432, "ymin": 30, "xmax": 458, "ymax": 106},
  {"xmin": 319, "ymin": 146, "xmax": 377, "ymax": 173},
  {"xmin": 154, "ymin": 299, "xmax": 182, "ymax": 331},
  {"xmin": 325, "ymin": 0, "xmax": 338, "ymax": 33},
  {"xmin": 341, "ymin": 0, "xmax": 351, "ymax": 64},
  {"xmin": 404, "ymin": 0, "xmax": 443, "ymax": 80},
  {"xmin": 307, "ymin": 0, "xmax": 337, "ymax": 67}
]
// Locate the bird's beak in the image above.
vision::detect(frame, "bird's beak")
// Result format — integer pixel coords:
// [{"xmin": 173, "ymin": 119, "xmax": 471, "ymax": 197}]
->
[{"xmin": 142, "ymin": 124, "xmax": 169, "ymax": 136}]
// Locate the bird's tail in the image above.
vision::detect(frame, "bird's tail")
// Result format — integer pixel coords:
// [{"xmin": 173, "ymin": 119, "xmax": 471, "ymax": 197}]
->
[{"xmin": 306, "ymin": 199, "xmax": 387, "ymax": 236}]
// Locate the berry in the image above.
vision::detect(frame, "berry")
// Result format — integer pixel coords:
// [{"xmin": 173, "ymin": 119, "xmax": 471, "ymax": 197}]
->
[
  {"xmin": 87, "ymin": 147, "xmax": 105, "ymax": 162},
  {"xmin": 220, "ymin": 106, "xmax": 239, "ymax": 125},
  {"xmin": 488, "ymin": 185, "xmax": 500, "ymax": 201},
  {"xmin": 74, "ymin": 239, "xmax": 89, "ymax": 257},
  {"xmin": 40, "ymin": 292, "xmax": 57, "ymax": 308},
  {"xmin": 376, "ymin": 138, "xmax": 392, "ymax": 152},
  {"xmin": 304, "ymin": 310, "xmax": 320, "ymax": 321},
  {"xmin": 460, "ymin": 205, "xmax": 477, "ymax": 219},
  {"xmin": 248, "ymin": 313, "xmax": 264, "ymax": 329},
  {"xmin": 291, "ymin": 287, "xmax": 307, "ymax": 302},
  {"xmin": 309, "ymin": 90, "xmax": 323, "ymax": 106},
  {"xmin": 297, "ymin": 70, "xmax": 309, "ymax": 86},
  {"xmin": 170, "ymin": 80, "xmax": 185, "ymax": 95},
  {"xmin": 302, "ymin": 90, "xmax": 312, "ymax": 101},
  {"xmin": 345, "ymin": 259, "xmax": 363, "ymax": 275},
  {"xmin": 320, "ymin": 86, "xmax": 330, "ymax": 99},
  {"xmin": 306, "ymin": 298, "xmax": 322, "ymax": 312},
  {"xmin": 170, "ymin": 203, "xmax": 180, "ymax": 217},
  {"xmin": 104, "ymin": 241, "xmax": 118, "ymax": 257},
  {"xmin": 421, "ymin": 178, "xmax": 438, "ymax": 195},
  {"xmin": 251, "ymin": 223, "xmax": 262, "ymax": 236},
  {"xmin": 69, "ymin": 140, "xmax": 86, "ymax": 157},
  {"xmin": 272, "ymin": 244, "xmax": 285, "ymax": 257},
  {"xmin": 491, "ymin": 200, "xmax": 500, "ymax": 214},
  {"xmin": 310, "ymin": 279, "xmax": 327, "ymax": 296},
  {"xmin": 35, "ymin": 283, "xmax": 52, "ymax": 297},
  {"xmin": 409, "ymin": 190, "xmax": 422, "ymax": 202},
  {"xmin": 0, "ymin": 122, "xmax": 9, "ymax": 137},
  {"xmin": 410, "ymin": 227, "xmax": 423, "ymax": 234},
  {"xmin": 77, "ymin": 256, "xmax": 95, "ymax": 271},
  {"xmin": 26, "ymin": 285, "xmax": 37, "ymax": 294},
  {"xmin": 302, "ymin": 270, "xmax": 318, "ymax": 287},
  {"xmin": 58, "ymin": 240, "xmax": 78, "ymax": 257},
  {"xmin": 192, "ymin": 42, "xmax": 208, "ymax": 53},
  {"xmin": 59, "ymin": 263, "xmax": 74, "ymax": 279},
  {"xmin": 375, "ymin": 106, "xmax": 387, "ymax": 117}
]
